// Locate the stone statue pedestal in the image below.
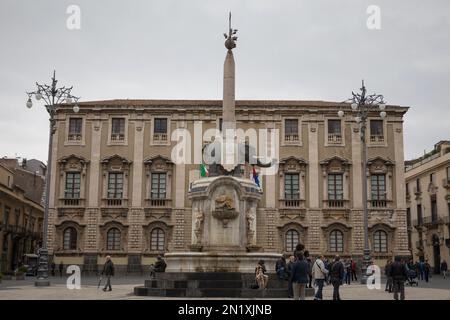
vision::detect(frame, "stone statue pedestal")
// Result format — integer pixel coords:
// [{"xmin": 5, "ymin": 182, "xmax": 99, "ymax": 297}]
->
[{"xmin": 165, "ymin": 176, "xmax": 280, "ymax": 273}]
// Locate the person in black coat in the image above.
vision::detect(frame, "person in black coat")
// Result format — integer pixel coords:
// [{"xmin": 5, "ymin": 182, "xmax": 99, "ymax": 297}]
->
[
  {"xmin": 275, "ymin": 255, "xmax": 287, "ymax": 280},
  {"xmin": 329, "ymin": 255, "xmax": 344, "ymax": 300},
  {"xmin": 150, "ymin": 255, "xmax": 167, "ymax": 278},
  {"xmin": 389, "ymin": 255, "xmax": 408, "ymax": 300},
  {"xmin": 101, "ymin": 256, "xmax": 115, "ymax": 292},
  {"xmin": 290, "ymin": 253, "xmax": 310, "ymax": 300}
]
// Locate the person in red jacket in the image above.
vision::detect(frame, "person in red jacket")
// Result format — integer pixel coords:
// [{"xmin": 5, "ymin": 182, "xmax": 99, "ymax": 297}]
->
[{"xmin": 350, "ymin": 259, "xmax": 357, "ymax": 281}]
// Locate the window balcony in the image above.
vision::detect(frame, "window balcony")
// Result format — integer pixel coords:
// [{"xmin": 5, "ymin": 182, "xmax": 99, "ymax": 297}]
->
[
  {"xmin": 325, "ymin": 199, "xmax": 346, "ymax": 208},
  {"xmin": 68, "ymin": 133, "xmax": 82, "ymax": 141},
  {"xmin": 327, "ymin": 133, "xmax": 342, "ymax": 144},
  {"xmin": 280, "ymin": 198, "xmax": 304, "ymax": 208},
  {"xmin": 370, "ymin": 199, "xmax": 387, "ymax": 208},
  {"xmin": 413, "ymin": 186, "xmax": 421, "ymax": 195},
  {"xmin": 153, "ymin": 133, "xmax": 168, "ymax": 142},
  {"xmin": 145, "ymin": 198, "xmax": 171, "ymax": 208},
  {"xmin": 60, "ymin": 198, "xmax": 84, "ymax": 207},
  {"xmin": 110, "ymin": 133, "xmax": 125, "ymax": 141},
  {"xmin": 284, "ymin": 134, "xmax": 299, "ymax": 142},
  {"xmin": 443, "ymin": 178, "xmax": 450, "ymax": 189},
  {"xmin": 370, "ymin": 135, "xmax": 385, "ymax": 143}
]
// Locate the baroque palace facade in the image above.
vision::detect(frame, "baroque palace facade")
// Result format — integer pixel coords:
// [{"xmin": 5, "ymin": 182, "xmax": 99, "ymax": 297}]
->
[
  {"xmin": 48, "ymin": 99, "xmax": 409, "ymax": 273},
  {"xmin": 405, "ymin": 140, "xmax": 450, "ymax": 273}
]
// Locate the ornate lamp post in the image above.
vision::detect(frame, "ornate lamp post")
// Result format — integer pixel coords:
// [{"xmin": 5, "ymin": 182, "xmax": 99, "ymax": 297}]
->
[
  {"xmin": 338, "ymin": 80, "xmax": 386, "ymax": 284},
  {"xmin": 26, "ymin": 70, "xmax": 79, "ymax": 286}
]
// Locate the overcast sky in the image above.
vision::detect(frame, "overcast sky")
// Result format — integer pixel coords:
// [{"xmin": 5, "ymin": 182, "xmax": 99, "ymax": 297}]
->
[{"xmin": 1, "ymin": 0, "xmax": 449, "ymax": 163}]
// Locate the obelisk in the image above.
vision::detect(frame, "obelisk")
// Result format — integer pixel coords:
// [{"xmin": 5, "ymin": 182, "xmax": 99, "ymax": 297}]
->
[{"xmin": 222, "ymin": 13, "xmax": 238, "ymax": 168}]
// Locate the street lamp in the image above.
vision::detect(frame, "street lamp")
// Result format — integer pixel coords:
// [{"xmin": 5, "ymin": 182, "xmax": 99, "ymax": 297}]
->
[
  {"xmin": 26, "ymin": 70, "xmax": 79, "ymax": 286},
  {"xmin": 338, "ymin": 80, "xmax": 386, "ymax": 284}
]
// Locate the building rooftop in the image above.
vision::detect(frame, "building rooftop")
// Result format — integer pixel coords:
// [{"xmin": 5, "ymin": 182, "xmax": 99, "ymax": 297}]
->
[{"xmin": 405, "ymin": 140, "xmax": 450, "ymax": 172}]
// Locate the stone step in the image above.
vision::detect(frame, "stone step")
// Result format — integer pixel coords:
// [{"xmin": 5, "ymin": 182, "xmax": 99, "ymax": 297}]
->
[
  {"xmin": 145, "ymin": 278, "xmax": 290, "ymax": 289},
  {"xmin": 134, "ymin": 286, "xmax": 314, "ymax": 298}
]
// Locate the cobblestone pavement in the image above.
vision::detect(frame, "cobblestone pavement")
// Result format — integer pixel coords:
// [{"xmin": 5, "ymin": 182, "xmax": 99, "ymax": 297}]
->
[{"xmin": 0, "ymin": 275, "xmax": 449, "ymax": 300}]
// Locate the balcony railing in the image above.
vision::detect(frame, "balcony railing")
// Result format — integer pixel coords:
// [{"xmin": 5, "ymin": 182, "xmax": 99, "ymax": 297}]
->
[
  {"xmin": 370, "ymin": 199, "xmax": 387, "ymax": 208},
  {"xmin": 153, "ymin": 133, "xmax": 168, "ymax": 142},
  {"xmin": 284, "ymin": 134, "xmax": 299, "ymax": 142},
  {"xmin": 370, "ymin": 135, "xmax": 385, "ymax": 143},
  {"xmin": 60, "ymin": 198, "xmax": 83, "ymax": 206},
  {"xmin": 327, "ymin": 133, "xmax": 342, "ymax": 144},
  {"xmin": 68, "ymin": 133, "xmax": 82, "ymax": 141},
  {"xmin": 326, "ymin": 199, "xmax": 345, "ymax": 208},
  {"xmin": 104, "ymin": 198, "xmax": 125, "ymax": 206},
  {"xmin": 280, "ymin": 199, "xmax": 304, "ymax": 208},
  {"xmin": 111, "ymin": 133, "xmax": 125, "ymax": 141},
  {"xmin": 443, "ymin": 178, "xmax": 450, "ymax": 188},
  {"xmin": 146, "ymin": 198, "xmax": 171, "ymax": 207}
]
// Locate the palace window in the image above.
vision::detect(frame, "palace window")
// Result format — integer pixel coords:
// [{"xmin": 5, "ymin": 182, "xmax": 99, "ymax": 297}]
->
[
  {"xmin": 371, "ymin": 174, "xmax": 386, "ymax": 200},
  {"xmin": 328, "ymin": 173, "xmax": 343, "ymax": 200},
  {"xmin": 329, "ymin": 230, "xmax": 344, "ymax": 252},
  {"xmin": 431, "ymin": 195, "xmax": 438, "ymax": 222},
  {"xmin": 150, "ymin": 228, "xmax": 165, "ymax": 251},
  {"xmin": 417, "ymin": 204, "xmax": 423, "ymax": 225},
  {"xmin": 447, "ymin": 167, "xmax": 450, "ymax": 183},
  {"xmin": 151, "ymin": 173, "xmax": 166, "ymax": 199},
  {"xmin": 3, "ymin": 206, "xmax": 10, "ymax": 226},
  {"xmin": 111, "ymin": 118, "xmax": 125, "ymax": 141},
  {"xmin": 284, "ymin": 173, "xmax": 299, "ymax": 200},
  {"xmin": 406, "ymin": 208, "xmax": 411, "ymax": 227},
  {"xmin": 284, "ymin": 119, "xmax": 299, "ymax": 141},
  {"xmin": 373, "ymin": 230, "xmax": 388, "ymax": 253},
  {"xmin": 63, "ymin": 227, "xmax": 77, "ymax": 250},
  {"xmin": 370, "ymin": 120, "xmax": 384, "ymax": 143},
  {"xmin": 107, "ymin": 173, "xmax": 123, "ymax": 199},
  {"xmin": 68, "ymin": 118, "xmax": 83, "ymax": 141},
  {"xmin": 65, "ymin": 172, "xmax": 81, "ymax": 199},
  {"xmin": 285, "ymin": 229, "xmax": 299, "ymax": 252},
  {"xmin": 154, "ymin": 118, "xmax": 168, "ymax": 141},
  {"xmin": 430, "ymin": 172, "xmax": 436, "ymax": 185},
  {"xmin": 107, "ymin": 228, "xmax": 121, "ymax": 251},
  {"xmin": 327, "ymin": 119, "xmax": 342, "ymax": 143},
  {"xmin": 416, "ymin": 178, "xmax": 421, "ymax": 193}
]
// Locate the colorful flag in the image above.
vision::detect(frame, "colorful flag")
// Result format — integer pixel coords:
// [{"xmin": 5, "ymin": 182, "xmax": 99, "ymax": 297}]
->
[
  {"xmin": 252, "ymin": 166, "xmax": 260, "ymax": 187},
  {"xmin": 200, "ymin": 164, "xmax": 209, "ymax": 177}
]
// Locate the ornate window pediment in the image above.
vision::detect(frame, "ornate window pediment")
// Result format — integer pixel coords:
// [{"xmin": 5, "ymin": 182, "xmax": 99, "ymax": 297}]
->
[
  {"xmin": 58, "ymin": 154, "xmax": 89, "ymax": 174},
  {"xmin": 320, "ymin": 156, "xmax": 351, "ymax": 174},
  {"xmin": 144, "ymin": 155, "xmax": 173, "ymax": 171},
  {"xmin": 367, "ymin": 157, "xmax": 394, "ymax": 174},
  {"xmin": 101, "ymin": 154, "xmax": 132, "ymax": 172},
  {"xmin": 279, "ymin": 156, "xmax": 308, "ymax": 173}
]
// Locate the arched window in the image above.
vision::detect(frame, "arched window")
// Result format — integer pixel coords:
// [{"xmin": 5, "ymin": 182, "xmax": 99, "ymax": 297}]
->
[
  {"xmin": 285, "ymin": 229, "xmax": 299, "ymax": 252},
  {"xmin": 150, "ymin": 228, "xmax": 165, "ymax": 251},
  {"xmin": 373, "ymin": 230, "xmax": 388, "ymax": 253},
  {"xmin": 329, "ymin": 230, "xmax": 344, "ymax": 252},
  {"xmin": 107, "ymin": 228, "xmax": 121, "ymax": 251},
  {"xmin": 63, "ymin": 227, "xmax": 77, "ymax": 250}
]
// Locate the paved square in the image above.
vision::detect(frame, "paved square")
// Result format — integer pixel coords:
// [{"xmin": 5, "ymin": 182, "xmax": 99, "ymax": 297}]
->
[{"xmin": 1, "ymin": 275, "xmax": 449, "ymax": 300}]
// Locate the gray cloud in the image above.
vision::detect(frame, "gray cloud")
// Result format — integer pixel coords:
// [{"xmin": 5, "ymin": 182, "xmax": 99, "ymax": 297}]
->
[{"xmin": 1, "ymin": 0, "xmax": 449, "ymax": 161}]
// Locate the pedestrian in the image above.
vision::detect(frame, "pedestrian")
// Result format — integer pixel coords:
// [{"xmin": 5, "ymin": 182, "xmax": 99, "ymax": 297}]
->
[
  {"xmin": 286, "ymin": 255, "xmax": 295, "ymax": 298},
  {"xmin": 290, "ymin": 252, "xmax": 310, "ymax": 300},
  {"xmin": 344, "ymin": 259, "xmax": 351, "ymax": 285},
  {"xmin": 101, "ymin": 255, "xmax": 115, "ymax": 292},
  {"xmin": 59, "ymin": 261, "xmax": 64, "ymax": 277},
  {"xmin": 384, "ymin": 259, "xmax": 393, "ymax": 293},
  {"xmin": 424, "ymin": 260, "xmax": 431, "ymax": 282},
  {"xmin": 441, "ymin": 260, "xmax": 447, "ymax": 279},
  {"xmin": 330, "ymin": 255, "xmax": 344, "ymax": 300},
  {"xmin": 293, "ymin": 243, "xmax": 305, "ymax": 259},
  {"xmin": 255, "ymin": 260, "xmax": 268, "ymax": 290},
  {"xmin": 389, "ymin": 255, "xmax": 408, "ymax": 300},
  {"xmin": 149, "ymin": 255, "xmax": 167, "ymax": 278},
  {"xmin": 51, "ymin": 261, "xmax": 56, "ymax": 277},
  {"xmin": 419, "ymin": 260, "xmax": 425, "ymax": 280},
  {"xmin": 324, "ymin": 259, "xmax": 331, "ymax": 285},
  {"xmin": 350, "ymin": 259, "xmax": 357, "ymax": 282},
  {"xmin": 304, "ymin": 250, "xmax": 313, "ymax": 288},
  {"xmin": 275, "ymin": 255, "xmax": 287, "ymax": 280},
  {"xmin": 312, "ymin": 255, "xmax": 328, "ymax": 300}
]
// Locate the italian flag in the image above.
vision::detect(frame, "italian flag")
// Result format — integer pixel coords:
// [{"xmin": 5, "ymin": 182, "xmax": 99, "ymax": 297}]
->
[{"xmin": 200, "ymin": 164, "xmax": 209, "ymax": 177}]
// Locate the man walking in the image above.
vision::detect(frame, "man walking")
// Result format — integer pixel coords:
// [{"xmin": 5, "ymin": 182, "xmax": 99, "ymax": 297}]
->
[
  {"xmin": 424, "ymin": 260, "xmax": 431, "ymax": 282},
  {"xmin": 59, "ymin": 261, "xmax": 64, "ymax": 277},
  {"xmin": 330, "ymin": 255, "xmax": 344, "ymax": 300},
  {"xmin": 311, "ymin": 255, "xmax": 328, "ymax": 300},
  {"xmin": 385, "ymin": 259, "xmax": 393, "ymax": 293},
  {"xmin": 350, "ymin": 259, "xmax": 357, "ymax": 282},
  {"xmin": 290, "ymin": 253, "xmax": 310, "ymax": 300},
  {"xmin": 441, "ymin": 260, "xmax": 448, "ymax": 279},
  {"xmin": 101, "ymin": 256, "xmax": 115, "ymax": 292},
  {"xmin": 389, "ymin": 256, "xmax": 408, "ymax": 300}
]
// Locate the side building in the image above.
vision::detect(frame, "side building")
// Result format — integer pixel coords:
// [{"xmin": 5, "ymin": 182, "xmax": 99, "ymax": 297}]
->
[
  {"xmin": 47, "ymin": 99, "xmax": 410, "ymax": 274},
  {"xmin": 405, "ymin": 140, "xmax": 450, "ymax": 273},
  {"xmin": 0, "ymin": 158, "xmax": 45, "ymax": 273}
]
